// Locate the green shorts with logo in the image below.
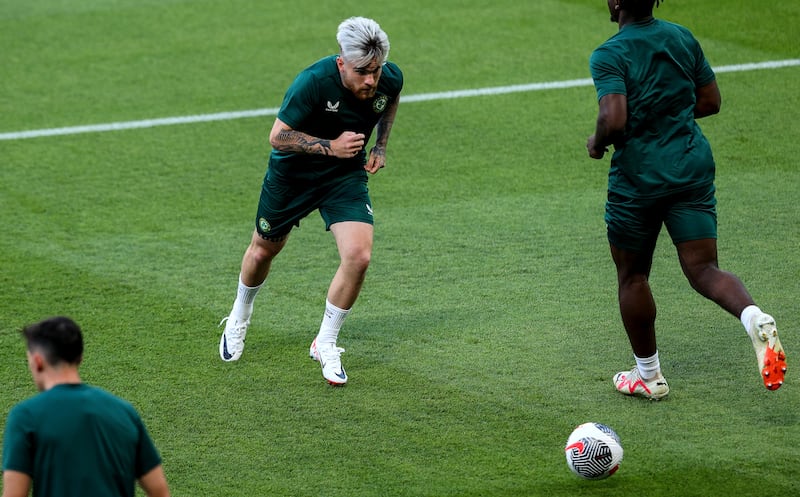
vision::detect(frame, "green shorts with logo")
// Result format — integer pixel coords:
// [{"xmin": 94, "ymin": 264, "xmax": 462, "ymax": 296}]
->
[
  {"xmin": 254, "ymin": 170, "xmax": 373, "ymax": 239},
  {"xmin": 605, "ymin": 184, "xmax": 717, "ymax": 253}
]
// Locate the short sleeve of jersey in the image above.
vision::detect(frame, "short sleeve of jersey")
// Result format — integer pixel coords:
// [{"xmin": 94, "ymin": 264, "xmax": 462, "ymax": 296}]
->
[
  {"xmin": 590, "ymin": 46, "xmax": 627, "ymax": 100},
  {"xmin": 380, "ymin": 61, "xmax": 404, "ymax": 98},
  {"xmin": 132, "ymin": 410, "xmax": 163, "ymax": 478},
  {"xmin": 692, "ymin": 37, "xmax": 716, "ymax": 88},
  {"xmin": 2, "ymin": 404, "xmax": 34, "ymax": 475},
  {"xmin": 277, "ymin": 70, "xmax": 319, "ymax": 129}
]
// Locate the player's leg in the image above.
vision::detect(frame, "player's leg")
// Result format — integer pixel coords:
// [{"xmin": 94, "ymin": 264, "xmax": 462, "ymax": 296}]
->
[
  {"xmin": 668, "ymin": 185, "xmax": 785, "ymax": 390},
  {"xmin": 220, "ymin": 173, "xmax": 301, "ymax": 362},
  {"xmin": 609, "ymin": 243, "xmax": 670, "ymax": 400},
  {"xmin": 235, "ymin": 229, "xmax": 289, "ymax": 318},
  {"xmin": 675, "ymin": 238, "xmax": 753, "ymax": 315},
  {"xmin": 327, "ymin": 220, "xmax": 373, "ymax": 310},
  {"xmin": 241, "ymin": 229, "xmax": 289, "ymax": 286},
  {"xmin": 676, "ymin": 239, "xmax": 786, "ymax": 390},
  {"xmin": 611, "ymin": 244, "xmax": 657, "ymax": 359},
  {"xmin": 606, "ymin": 192, "xmax": 669, "ymax": 399},
  {"xmin": 309, "ymin": 221, "xmax": 373, "ymax": 385},
  {"xmin": 310, "ymin": 177, "xmax": 374, "ymax": 385},
  {"xmin": 220, "ymin": 230, "xmax": 289, "ymax": 362}
]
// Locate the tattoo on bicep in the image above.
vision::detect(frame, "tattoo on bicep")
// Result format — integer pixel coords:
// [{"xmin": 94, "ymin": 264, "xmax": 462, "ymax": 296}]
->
[{"xmin": 276, "ymin": 129, "xmax": 333, "ymax": 155}]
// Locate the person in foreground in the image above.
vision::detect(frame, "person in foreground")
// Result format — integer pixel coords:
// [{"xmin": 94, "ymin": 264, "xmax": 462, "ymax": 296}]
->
[
  {"xmin": 2, "ymin": 317, "xmax": 170, "ymax": 497},
  {"xmin": 586, "ymin": 0, "xmax": 787, "ymax": 400},
  {"xmin": 218, "ymin": 16, "xmax": 403, "ymax": 386}
]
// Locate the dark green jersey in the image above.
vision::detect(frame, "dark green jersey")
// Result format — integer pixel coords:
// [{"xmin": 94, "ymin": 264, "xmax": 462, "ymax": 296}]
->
[
  {"xmin": 590, "ymin": 18, "xmax": 717, "ymax": 199},
  {"xmin": 2, "ymin": 384, "xmax": 162, "ymax": 497},
  {"xmin": 270, "ymin": 55, "xmax": 403, "ymax": 184}
]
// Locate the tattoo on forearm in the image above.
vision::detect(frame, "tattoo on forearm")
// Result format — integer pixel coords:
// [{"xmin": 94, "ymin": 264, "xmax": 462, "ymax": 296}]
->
[
  {"xmin": 376, "ymin": 119, "xmax": 391, "ymax": 139},
  {"xmin": 374, "ymin": 117, "xmax": 394, "ymax": 148},
  {"xmin": 276, "ymin": 129, "xmax": 333, "ymax": 155}
]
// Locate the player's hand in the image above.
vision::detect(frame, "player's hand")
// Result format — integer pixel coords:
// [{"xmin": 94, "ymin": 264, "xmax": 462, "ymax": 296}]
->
[
  {"xmin": 332, "ymin": 131, "xmax": 366, "ymax": 159},
  {"xmin": 586, "ymin": 134, "xmax": 607, "ymax": 159},
  {"xmin": 365, "ymin": 145, "xmax": 386, "ymax": 174}
]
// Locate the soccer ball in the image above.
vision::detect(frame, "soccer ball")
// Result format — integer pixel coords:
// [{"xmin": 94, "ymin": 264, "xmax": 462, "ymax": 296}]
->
[{"xmin": 564, "ymin": 422, "xmax": 624, "ymax": 480}]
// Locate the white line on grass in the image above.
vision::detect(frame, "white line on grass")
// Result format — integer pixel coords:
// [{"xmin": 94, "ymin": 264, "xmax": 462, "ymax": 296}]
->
[{"xmin": 1, "ymin": 58, "xmax": 798, "ymax": 142}]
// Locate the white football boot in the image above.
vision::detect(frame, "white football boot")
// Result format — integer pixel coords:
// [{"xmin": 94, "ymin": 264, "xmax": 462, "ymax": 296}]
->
[
  {"xmin": 613, "ymin": 366, "xmax": 669, "ymax": 400},
  {"xmin": 747, "ymin": 313, "xmax": 787, "ymax": 391},
  {"xmin": 219, "ymin": 316, "xmax": 248, "ymax": 361},
  {"xmin": 309, "ymin": 338, "xmax": 347, "ymax": 386}
]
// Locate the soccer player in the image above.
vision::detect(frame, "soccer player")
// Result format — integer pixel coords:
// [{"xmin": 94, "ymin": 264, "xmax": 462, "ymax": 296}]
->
[
  {"xmin": 218, "ymin": 16, "xmax": 403, "ymax": 386},
  {"xmin": 2, "ymin": 317, "xmax": 170, "ymax": 497},
  {"xmin": 586, "ymin": 0, "xmax": 787, "ymax": 399}
]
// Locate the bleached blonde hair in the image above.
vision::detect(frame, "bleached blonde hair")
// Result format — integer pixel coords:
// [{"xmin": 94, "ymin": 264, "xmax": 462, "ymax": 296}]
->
[{"xmin": 336, "ymin": 17, "xmax": 390, "ymax": 67}]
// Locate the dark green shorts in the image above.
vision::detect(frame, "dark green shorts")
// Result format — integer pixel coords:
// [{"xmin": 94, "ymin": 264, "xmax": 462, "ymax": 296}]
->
[
  {"xmin": 255, "ymin": 171, "xmax": 373, "ymax": 239},
  {"xmin": 605, "ymin": 184, "xmax": 717, "ymax": 252}
]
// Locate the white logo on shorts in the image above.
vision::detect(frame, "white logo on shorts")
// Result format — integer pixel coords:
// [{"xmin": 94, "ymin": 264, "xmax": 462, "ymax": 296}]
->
[{"xmin": 366, "ymin": 204, "xmax": 373, "ymax": 216}]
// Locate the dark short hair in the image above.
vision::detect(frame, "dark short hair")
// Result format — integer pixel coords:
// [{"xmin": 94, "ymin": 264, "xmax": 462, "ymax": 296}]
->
[
  {"xmin": 22, "ymin": 316, "xmax": 84, "ymax": 366},
  {"xmin": 621, "ymin": 0, "xmax": 661, "ymax": 17}
]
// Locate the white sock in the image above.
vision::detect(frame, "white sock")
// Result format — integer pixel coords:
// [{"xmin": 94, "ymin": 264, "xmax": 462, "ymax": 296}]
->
[
  {"xmin": 231, "ymin": 275, "xmax": 262, "ymax": 321},
  {"xmin": 316, "ymin": 300, "xmax": 350, "ymax": 346},
  {"xmin": 635, "ymin": 351, "xmax": 661, "ymax": 381},
  {"xmin": 740, "ymin": 305, "xmax": 761, "ymax": 333}
]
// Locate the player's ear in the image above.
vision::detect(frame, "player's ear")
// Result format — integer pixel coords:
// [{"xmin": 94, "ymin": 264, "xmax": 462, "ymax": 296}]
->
[{"xmin": 28, "ymin": 351, "xmax": 45, "ymax": 372}]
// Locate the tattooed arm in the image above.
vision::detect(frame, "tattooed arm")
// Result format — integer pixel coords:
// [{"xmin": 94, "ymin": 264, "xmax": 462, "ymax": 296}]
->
[
  {"xmin": 269, "ymin": 118, "xmax": 365, "ymax": 159},
  {"xmin": 365, "ymin": 96, "xmax": 399, "ymax": 174}
]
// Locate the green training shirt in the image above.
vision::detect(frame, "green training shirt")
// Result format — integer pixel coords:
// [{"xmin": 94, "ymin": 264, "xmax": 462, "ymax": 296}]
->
[
  {"xmin": 590, "ymin": 18, "xmax": 717, "ymax": 199},
  {"xmin": 2, "ymin": 383, "xmax": 162, "ymax": 497},
  {"xmin": 270, "ymin": 55, "xmax": 403, "ymax": 185}
]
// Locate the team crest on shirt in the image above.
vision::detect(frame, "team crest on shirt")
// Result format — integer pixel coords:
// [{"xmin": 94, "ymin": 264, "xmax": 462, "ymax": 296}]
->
[
  {"xmin": 373, "ymin": 95, "xmax": 388, "ymax": 113},
  {"xmin": 258, "ymin": 217, "xmax": 271, "ymax": 232}
]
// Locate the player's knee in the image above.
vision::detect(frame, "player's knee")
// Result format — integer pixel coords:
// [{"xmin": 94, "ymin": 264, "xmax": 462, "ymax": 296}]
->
[
  {"xmin": 343, "ymin": 247, "xmax": 371, "ymax": 273},
  {"xmin": 684, "ymin": 262, "xmax": 718, "ymax": 292},
  {"xmin": 247, "ymin": 241, "xmax": 281, "ymax": 266}
]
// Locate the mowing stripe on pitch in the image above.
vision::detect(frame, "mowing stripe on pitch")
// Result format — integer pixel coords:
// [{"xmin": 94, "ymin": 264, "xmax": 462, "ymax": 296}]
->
[{"xmin": 1, "ymin": 58, "xmax": 798, "ymax": 142}]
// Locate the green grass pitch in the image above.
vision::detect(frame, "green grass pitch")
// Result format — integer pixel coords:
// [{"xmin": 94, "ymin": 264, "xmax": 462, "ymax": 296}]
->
[{"xmin": 1, "ymin": 1, "xmax": 798, "ymax": 496}]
